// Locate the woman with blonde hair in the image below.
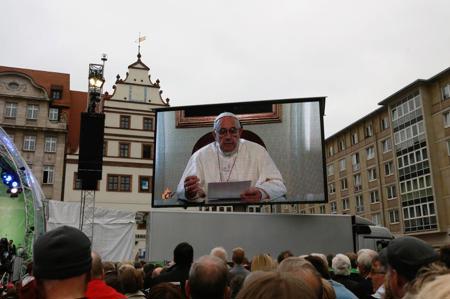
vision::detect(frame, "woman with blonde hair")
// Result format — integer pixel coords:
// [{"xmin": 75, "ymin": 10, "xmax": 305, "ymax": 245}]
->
[
  {"xmin": 237, "ymin": 271, "xmax": 316, "ymax": 299},
  {"xmin": 416, "ymin": 273, "xmax": 450, "ymax": 299},
  {"xmin": 251, "ymin": 254, "xmax": 276, "ymax": 272}
]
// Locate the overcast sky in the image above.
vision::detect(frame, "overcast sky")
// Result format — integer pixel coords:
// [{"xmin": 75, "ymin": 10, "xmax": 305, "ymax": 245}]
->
[{"xmin": 1, "ymin": 0, "xmax": 449, "ymax": 136}]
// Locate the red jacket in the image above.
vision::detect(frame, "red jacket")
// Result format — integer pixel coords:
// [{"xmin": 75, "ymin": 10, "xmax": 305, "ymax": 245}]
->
[{"xmin": 85, "ymin": 279, "xmax": 126, "ymax": 299}]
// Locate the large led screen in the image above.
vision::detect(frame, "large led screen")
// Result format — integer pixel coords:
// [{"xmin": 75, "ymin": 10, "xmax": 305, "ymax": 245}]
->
[{"xmin": 152, "ymin": 97, "xmax": 327, "ymax": 207}]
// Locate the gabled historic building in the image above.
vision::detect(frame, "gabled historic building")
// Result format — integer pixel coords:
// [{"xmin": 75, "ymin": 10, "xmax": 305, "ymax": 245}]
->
[
  {"xmin": 63, "ymin": 53, "xmax": 169, "ymax": 252},
  {"xmin": 0, "ymin": 66, "xmax": 86, "ymax": 200}
]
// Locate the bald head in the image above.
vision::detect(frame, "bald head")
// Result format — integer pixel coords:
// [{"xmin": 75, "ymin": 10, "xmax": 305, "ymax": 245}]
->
[{"xmin": 187, "ymin": 255, "xmax": 229, "ymax": 299}]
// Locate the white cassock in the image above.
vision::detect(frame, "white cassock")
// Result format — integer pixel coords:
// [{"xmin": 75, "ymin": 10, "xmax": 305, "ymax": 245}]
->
[{"xmin": 177, "ymin": 139, "xmax": 286, "ymax": 200}]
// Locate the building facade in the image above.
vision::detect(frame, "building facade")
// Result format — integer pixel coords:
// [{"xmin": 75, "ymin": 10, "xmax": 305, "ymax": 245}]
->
[
  {"xmin": 0, "ymin": 66, "xmax": 86, "ymax": 201},
  {"xmin": 63, "ymin": 53, "xmax": 169, "ymax": 253},
  {"xmin": 301, "ymin": 67, "xmax": 450, "ymax": 247}
]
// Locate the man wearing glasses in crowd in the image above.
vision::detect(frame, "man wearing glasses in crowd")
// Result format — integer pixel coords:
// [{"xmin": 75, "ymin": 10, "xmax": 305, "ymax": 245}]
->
[{"xmin": 177, "ymin": 112, "xmax": 286, "ymax": 203}]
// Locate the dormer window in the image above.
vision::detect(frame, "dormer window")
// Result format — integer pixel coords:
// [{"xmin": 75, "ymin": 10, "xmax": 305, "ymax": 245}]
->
[{"xmin": 50, "ymin": 85, "xmax": 63, "ymax": 100}]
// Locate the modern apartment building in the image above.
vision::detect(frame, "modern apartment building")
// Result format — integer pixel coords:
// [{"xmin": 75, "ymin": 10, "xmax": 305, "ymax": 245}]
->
[
  {"xmin": 300, "ymin": 67, "xmax": 450, "ymax": 247},
  {"xmin": 0, "ymin": 66, "xmax": 86, "ymax": 200}
]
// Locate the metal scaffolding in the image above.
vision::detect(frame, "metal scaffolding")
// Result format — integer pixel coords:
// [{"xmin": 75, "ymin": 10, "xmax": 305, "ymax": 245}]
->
[{"xmin": 79, "ymin": 190, "xmax": 96, "ymax": 242}]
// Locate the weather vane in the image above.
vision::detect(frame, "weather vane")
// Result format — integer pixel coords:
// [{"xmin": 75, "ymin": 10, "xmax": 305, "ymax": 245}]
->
[{"xmin": 135, "ymin": 32, "xmax": 146, "ymax": 56}]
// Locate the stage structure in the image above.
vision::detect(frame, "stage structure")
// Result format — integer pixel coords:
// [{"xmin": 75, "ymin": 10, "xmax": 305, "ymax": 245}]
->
[{"xmin": 0, "ymin": 127, "xmax": 46, "ymax": 257}]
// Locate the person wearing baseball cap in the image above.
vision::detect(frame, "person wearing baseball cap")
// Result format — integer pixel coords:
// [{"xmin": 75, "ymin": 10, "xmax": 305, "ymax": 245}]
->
[
  {"xmin": 385, "ymin": 236, "xmax": 439, "ymax": 299},
  {"xmin": 33, "ymin": 225, "xmax": 92, "ymax": 299}
]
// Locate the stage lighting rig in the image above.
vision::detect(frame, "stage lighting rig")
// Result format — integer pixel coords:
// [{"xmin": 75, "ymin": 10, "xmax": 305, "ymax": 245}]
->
[{"xmin": 1, "ymin": 169, "xmax": 22, "ymax": 198}]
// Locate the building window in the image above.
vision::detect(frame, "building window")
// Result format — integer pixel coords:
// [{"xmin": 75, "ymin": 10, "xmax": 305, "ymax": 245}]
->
[
  {"xmin": 371, "ymin": 213, "xmax": 382, "ymax": 226},
  {"xmin": 73, "ymin": 172, "xmax": 82, "ymax": 190},
  {"xmin": 403, "ymin": 201, "xmax": 437, "ymax": 232},
  {"xmin": 384, "ymin": 161, "xmax": 393, "ymax": 176},
  {"xmin": 447, "ymin": 140, "xmax": 450, "ymax": 156},
  {"xmin": 387, "ymin": 185, "xmax": 397, "ymax": 199},
  {"xmin": 327, "ymin": 164, "xmax": 334, "ymax": 176},
  {"xmin": 319, "ymin": 205, "xmax": 326, "ymax": 214},
  {"xmin": 400, "ymin": 174, "xmax": 432, "ymax": 194},
  {"xmin": 338, "ymin": 139, "xmax": 346, "ymax": 151},
  {"xmin": 119, "ymin": 143, "xmax": 130, "ymax": 158},
  {"xmin": 103, "ymin": 141, "xmax": 108, "ymax": 157},
  {"xmin": 442, "ymin": 84, "xmax": 450, "ymax": 101},
  {"xmin": 389, "ymin": 209, "xmax": 400, "ymax": 224},
  {"xmin": 48, "ymin": 108, "xmax": 59, "ymax": 121},
  {"xmin": 26, "ymin": 104, "xmax": 39, "ymax": 120},
  {"xmin": 23, "ymin": 135, "xmax": 36, "ymax": 151},
  {"xmin": 365, "ymin": 124, "xmax": 373, "ymax": 138},
  {"xmin": 340, "ymin": 178, "xmax": 348, "ymax": 191},
  {"xmin": 107, "ymin": 175, "xmax": 132, "ymax": 192},
  {"xmin": 143, "ymin": 117, "xmax": 154, "ymax": 131},
  {"xmin": 397, "ymin": 147, "xmax": 428, "ymax": 170},
  {"xmin": 328, "ymin": 183, "xmax": 335, "ymax": 194},
  {"xmin": 444, "ymin": 111, "xmax": 450, "ymax": 128},
  {"xmin": 339, "ymin": 159, "xmax": 346, "ymax": 171},
  {"xmin": 351, "ymin": 132, "xmax": 358, "ymax": 145},
  {"xmin": 393, "ymin": 120, "xmax": 425, "ymax": 145},
  {"xmin": 248, "ymin": 206, "xmax": 262, "ymax": 213},
  {"xmin": 366, "ymin": 146, "xmax": 375, "ymax": 160},
  {"xmin": 367, "ymin": 168, "xmax": 377, "ymax": 181},
  {"xmin": 330, "ymin": 202, "xmax": 337, "ymax": 214},
  {"xmin": 43, "ymin": 166, "xmax": 54, "ymax": 184},
  {"xmin": 309, "ymin": 207, "xmax": 316, "ymax": 214},
  {"xmin": 381, "ymin": 117, "xmax": 389, "ymax": 130},
  {"xmin": 51, "ymin": 88, "xmax": 62, "ymax": 100},
  {"xmin": 370, "ymin": 190, "xmax": 380, "ymax": 204},
  {"xmin": 342, "ymin": 198, "xmax": 349, "ymax": 211},
  {"xmin": 4, "ymin": 102, "xmax": 17, "ymax": 118},
  {"xmin": 328, "ymin": 145, "xmax": 335, "ymax": 157},
  {"xmin": 142, "ymin": 144, "xmax": 153, "ymax": 159},
  {"xmin": 356, "ymin": 195, "xmax": 364, "ymax": 213},
  {"xmin": 352, "ymin": 153, "xmax": 360, "ymax": 171},
  {"xmin": 120, "ymin": 115, "xmax": 130, "ymax": 129},
  {"xmin": 44, "ymin": 136, "xmax": 57, "ymax": 153},
  {"xmin": 139, "ymin": 176, "xmax": 152, "ymax": 193},
  {"xmin": 353, "ymin": 174, "xmax": 362, "ymax": 192},
  {"xmin": 382, "ymin": 138, "xmax": 392, "ymax": 153}
]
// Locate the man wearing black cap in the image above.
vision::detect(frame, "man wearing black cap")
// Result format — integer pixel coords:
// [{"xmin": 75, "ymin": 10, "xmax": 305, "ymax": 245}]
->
[
  {"xmin": 385, "ymin": 236, "xmax": 439, "ymax": 299},
  {"xmin": 33, "ymin": 225, "xmax": 92, "ymax": 299}
]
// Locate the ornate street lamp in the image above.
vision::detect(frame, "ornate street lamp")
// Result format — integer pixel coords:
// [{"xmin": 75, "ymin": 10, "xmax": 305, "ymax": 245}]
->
[{"xmin": 87, "ymin": 54, "xmax": 107, "ymax": 113}]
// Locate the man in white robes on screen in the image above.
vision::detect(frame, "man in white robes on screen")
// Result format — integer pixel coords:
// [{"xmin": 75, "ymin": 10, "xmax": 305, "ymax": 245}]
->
[{"xmin": 177, "ymin": 112, "xmax": 286, "ymax": 203}]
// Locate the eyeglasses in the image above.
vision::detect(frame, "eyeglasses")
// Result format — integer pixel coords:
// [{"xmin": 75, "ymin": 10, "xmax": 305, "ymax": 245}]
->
[{"xmin": 216, "ymin": 127, "xmax": 239, "ymax": 136}]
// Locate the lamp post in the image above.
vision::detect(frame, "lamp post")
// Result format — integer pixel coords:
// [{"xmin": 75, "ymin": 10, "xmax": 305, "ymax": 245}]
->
[
  {"xmin": 87, "ymin": 61, "xmax": 105, "ymax": 113},
  {"xmin": 78, "ymin": 55, "xmax": 107, "ymax": 241}
]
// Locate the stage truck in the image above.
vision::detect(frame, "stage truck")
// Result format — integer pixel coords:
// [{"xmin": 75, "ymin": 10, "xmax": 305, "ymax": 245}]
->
[{"xmin": 145, "ymin": 210, "xmax": 394, "ymax": 262}]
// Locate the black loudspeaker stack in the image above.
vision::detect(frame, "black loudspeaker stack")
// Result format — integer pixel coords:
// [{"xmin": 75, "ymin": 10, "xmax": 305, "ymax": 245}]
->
[{"xmin": 77, "ymin": 112, "xmax": 105, "ymax": 190}]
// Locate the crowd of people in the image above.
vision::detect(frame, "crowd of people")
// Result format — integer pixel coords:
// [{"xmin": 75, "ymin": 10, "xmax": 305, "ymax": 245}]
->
[
  {"xmin": 0, "ymin": 238, "xmax": 25, "ymax": 288},
  {"xmin": 1, "ymin": 226, "xmax": 450, "ymax": 299}
]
